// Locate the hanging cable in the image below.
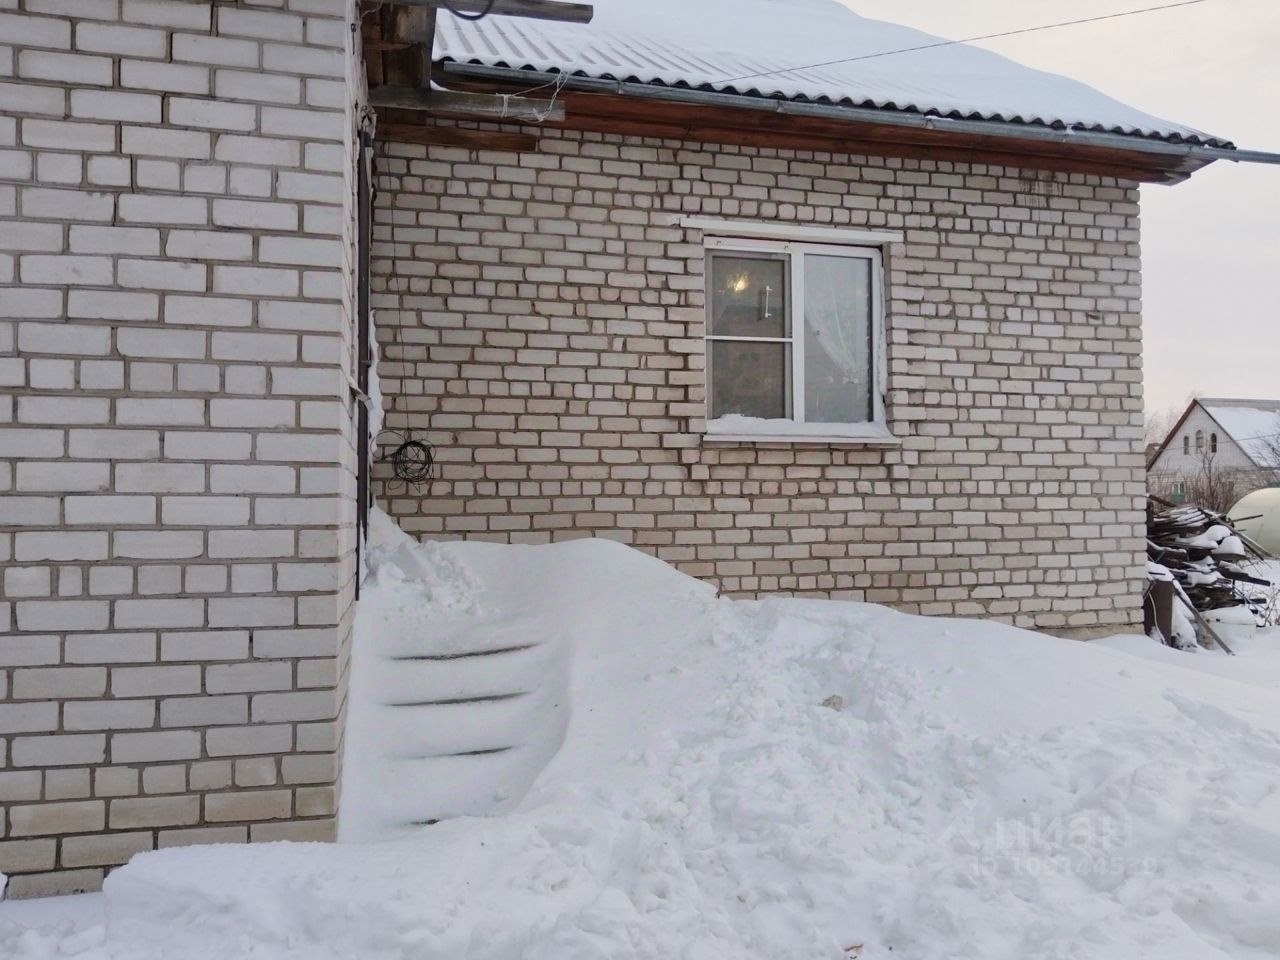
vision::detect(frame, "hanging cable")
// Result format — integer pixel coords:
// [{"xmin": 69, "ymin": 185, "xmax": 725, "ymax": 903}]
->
[
  {"xmin": 714, "ymin": 0, "xmax": 1214, "ymax": 86},
  {"xmin": 440, "ymin": 0, "xmax": 496, "ymax": 22}
]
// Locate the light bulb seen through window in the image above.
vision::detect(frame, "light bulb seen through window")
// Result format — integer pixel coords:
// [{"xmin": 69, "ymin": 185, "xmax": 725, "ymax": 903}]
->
[{"xmin": 728, "ymin": 273, "xmax": 749, "ymax": 294}]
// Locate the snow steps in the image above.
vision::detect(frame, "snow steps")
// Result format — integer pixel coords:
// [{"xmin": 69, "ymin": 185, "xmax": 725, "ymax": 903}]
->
[{"xmin": 341, "ymin": 625, "xmax": 569, "ymax": 840}]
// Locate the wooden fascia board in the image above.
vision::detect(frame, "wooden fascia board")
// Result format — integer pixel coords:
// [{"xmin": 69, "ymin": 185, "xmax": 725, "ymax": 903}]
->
[{"xmin": 439, "ymin": 64, "xmax": 1212, "ymax": 184}]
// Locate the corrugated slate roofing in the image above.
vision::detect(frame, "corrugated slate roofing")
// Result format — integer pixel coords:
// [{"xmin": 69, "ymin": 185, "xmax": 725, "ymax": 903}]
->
[{"xmin": 435, "ymin": 0, "xmax": 1230, "ymax": 147}]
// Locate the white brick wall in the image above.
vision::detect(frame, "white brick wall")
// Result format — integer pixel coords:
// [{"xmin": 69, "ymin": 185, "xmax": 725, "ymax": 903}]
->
[
  {"xmin": 372, "ymin": 129, "xmax": 1147, "ymax": 633},
  {"xmin": 0, "ymin": 0, "xmax": 362, "ymax": 897}
]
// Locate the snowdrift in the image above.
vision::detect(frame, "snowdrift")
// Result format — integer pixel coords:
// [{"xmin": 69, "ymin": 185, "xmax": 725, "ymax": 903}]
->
[{"xmin": 5, "ymin": 515, "xmax": 1280, "ymax": 959}]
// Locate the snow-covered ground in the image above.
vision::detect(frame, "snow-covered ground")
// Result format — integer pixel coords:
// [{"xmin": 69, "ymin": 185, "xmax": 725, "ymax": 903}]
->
[{"xmin": 4, "ymin": 517, "xmax": 1280, "ymax": 960}]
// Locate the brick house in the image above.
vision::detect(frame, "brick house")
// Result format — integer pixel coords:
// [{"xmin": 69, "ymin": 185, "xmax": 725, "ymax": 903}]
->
[{"xmin": 0, "ymin": 0, "xmax": 1267, "ymax": 896}]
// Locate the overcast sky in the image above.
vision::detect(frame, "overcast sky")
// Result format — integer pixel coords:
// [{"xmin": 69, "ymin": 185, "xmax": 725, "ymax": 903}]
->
[{"xmin": 843, "ymin": 0, "xmax": 1280, "ymax": 418}]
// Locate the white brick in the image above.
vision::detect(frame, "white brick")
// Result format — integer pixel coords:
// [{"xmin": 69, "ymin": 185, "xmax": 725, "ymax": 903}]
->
[
  {"xmin": 118, "ymin": 193, "xmax": 208, "ymax": 226},
  {"xmin": 19, "ymin": 322, "xmax": 112, "ymax": 355},
  {"xmin": 65, "ymin": 495, "xmax": 155, "ymax": 525},
  {"xmin": 69, "ymin": 428, "xmax": 160, "ymax": 460},
  {"xmin": 213, "ymin": 265, "xmax": 298, "ymax": 296},
  {"xmin": 0, "ymin": 15, "xmax": 71, "ymax": 51},
  {"xmin": 216, "ymin": 7, "xmax": 305, "ymax": 42},
  {"xmin": 18, "ymin": 50, "xmax": 113, "ymax": 86},
  {"xmin": 214, "ymin": 134, "xmax": 300, "ymax": 167},
  {"xmin": 69, "ymin": 225, "xmax": 161, "ymax": 256},
  {"xmin": 0, "ymin": 81, "xmax": 66, "ymax": 117},
  {"xmin": 21, "ymin": 187, "xmax": 114, "ymax": 221},
  {"xmin": 210, "ymin": 399, "xmax": 296, "ymax": 428},
  {"xmin": 164, "ymin": 431, "xmax": 252, "ymax": 461},
  {"xmin": 16, "ymin": 461, "xmax": 109, "ymax": 492},
  {"xmin": 116, "ymin": 462, "xmax": 206, "ymax": 494},
  {"xmin": 114, "ymin": 600, "xmax": 204, "ymax": 630},
  {"xmin": 113, "ymin": 530, "xmax": 204, "ymax": 560},
  {"xmin": 162, "ymin": 496, "xmax": 251, "ymax": 526},
  {"xmin": 18, "ymin": 395, "xmax": 109, "ymax": 424},
  {"xmin": 163, "ymin": 295, "xmax": 253, "ymax": 327},
  {"xmin": 16, "ymin": 600, "xmax": 109, "ymax": 632},
  {"xmin": 212, "ymin": 331, "xmax": 297, "ymax": 362},
  {"xmin": 122, "ymin": 0, "xmax": 212, "ymax": 30},
  {"xmin": 14, "ymin": 531, "xmax": 108, "ymax": 562},
  {"xmin": 259, "ymin": 236, "xmax": 343, "ymax": 267},
  {"xmin": 172, "ymin": 33, "xmax": 260, "ymax": 69},
  {"xmin": 20, "ymin": 254, "xmax": 113, "ymax": 285},
  {"xmin": 212, "ymin": 198, "xmax": 298, "ymax": 231},
  {"xmin": 75, "ymin": 22, "xmax": 168, "ymax": 58},
  {"xmin": 118, "ymin": 258, "xmax": 208, "ymax": 292},
  {"xmin": 169, "ymin": 97, "xmax": 257, "ymax": 132},
  {"xmin": 121, "ymin": 125, "xmax": 211, "ymax": 160},
  {"xmin": 117, "ymin": 398, "xmax": 205, "ymax": 425},
  {"xmin": 262, "ymin": 42, "xmax": 343, "ymax": 77},
  {"xmin": 165, "ymin": 230, "xmax": 253, "ymax": 261},
  {"xmin": 34, "ymin": 152, "xmax": 83, "ymax": 185},
  {"xmin": 71, "ymin": 89, "xmax": 162, "ymax": 124},
  {"xmin": 68, "ymin": 289, "xmax": 159, "ymax": 321},
  {"xmin": 0, "ymin": 287, "xmax": 63, "ymax": 317},
  {"xmin": 207, "ymin": 529, "xmax": 293, "ymax": 559},
  {"xmin": 4, "ymin": 567, "xmax": 51, "ymax": 598},
  {"xmin": 120, "ymin": 59, "xmax": 211, "ymax": 96},
  {"xmin": 215, "ymin": 69, "xmax": 300, "ymax": 105},
  {"xmin": 210, "ymin": 464, "xmax": 296, "ymax": 494}
]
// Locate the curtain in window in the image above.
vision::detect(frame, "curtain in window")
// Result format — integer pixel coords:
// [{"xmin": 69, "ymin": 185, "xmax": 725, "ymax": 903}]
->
[{"xmin": 804, "ymin": 255, "xmax": 872, "ymax": 423}]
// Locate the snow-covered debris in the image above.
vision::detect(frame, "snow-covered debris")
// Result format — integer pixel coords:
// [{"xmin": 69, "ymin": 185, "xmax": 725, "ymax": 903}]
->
[{"xmin": 6, "ymin": 518, "xmax": 1280, "ymax": 959}]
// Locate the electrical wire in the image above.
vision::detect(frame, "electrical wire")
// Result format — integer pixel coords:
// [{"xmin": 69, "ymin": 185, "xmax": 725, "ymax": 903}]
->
[
  {"xmin": 714, "ymin": 0, "xmax": 1214, "ymax": 86},
  {"xmin": 440, "ymin": 0, "xmax": 496, "ymax": 22}
]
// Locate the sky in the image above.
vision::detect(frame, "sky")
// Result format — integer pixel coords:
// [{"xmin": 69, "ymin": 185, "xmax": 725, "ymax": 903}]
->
[{"xmin": 843, "ymin": 0, "xmax": 1280, "ymax": 418}]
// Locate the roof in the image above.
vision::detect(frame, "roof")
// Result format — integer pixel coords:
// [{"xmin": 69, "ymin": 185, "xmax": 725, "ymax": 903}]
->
[
  {"xmin": 1199, "ymin": 399, "xmax": 1280, "ymax": 468},
  {"xmin": 435, "ymin": 0, "xmax": 1229, "ymax": 148}
]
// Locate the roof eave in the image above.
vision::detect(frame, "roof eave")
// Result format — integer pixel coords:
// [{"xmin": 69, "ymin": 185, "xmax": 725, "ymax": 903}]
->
[{"xmin": 440, "ymin": 61, "xmax": 1274, "ymax": 184}]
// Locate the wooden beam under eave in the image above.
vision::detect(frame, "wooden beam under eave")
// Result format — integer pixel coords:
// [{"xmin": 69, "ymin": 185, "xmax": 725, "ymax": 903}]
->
[
  {"xmin": 370, "ymin": 85, "xmax": 565, "ymax": 122},
  {"xmin": 393, "ymin": 0, "xmax": 593, "ymax": 24},
  {"xmin": 377, "ymin": 123, "xmax": 540, "ymax": 152}
]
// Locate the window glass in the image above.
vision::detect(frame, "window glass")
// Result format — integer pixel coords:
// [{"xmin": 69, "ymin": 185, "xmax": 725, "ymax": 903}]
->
[
  {"xmin": 708, "ymin": 255, "xmax": 788, "ymax": 339},
  {"xmin": 709, "ymin": 340, "xmax": 789, "ymax": 419},
  {"xmin": 804, "ymin": 254, "xmax": 872, "ymax": 424}
]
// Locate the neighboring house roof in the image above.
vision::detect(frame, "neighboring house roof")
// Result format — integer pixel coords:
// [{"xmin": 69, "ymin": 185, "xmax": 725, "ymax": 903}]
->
[
  {"xmin": 434, "ymin": 0, "xmax": 1228, "ymax": 147},
  {"xmin": 1148, "ymin": 398, "xmax": 1280, "ymax": 470},
  {"xmin": 1198, "ymin": 399, "xmax": 1280, "ymax": 468}
]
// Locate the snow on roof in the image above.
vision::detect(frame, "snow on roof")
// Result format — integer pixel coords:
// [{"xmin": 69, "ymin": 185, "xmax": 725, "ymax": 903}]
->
[
  {"xmin": 435, "ymin": 0, "xmax": 1228, "ymax": 147},
  {"xmin": 1200, "ymin": 398, "xmax": 1280, "ymax": 467}
]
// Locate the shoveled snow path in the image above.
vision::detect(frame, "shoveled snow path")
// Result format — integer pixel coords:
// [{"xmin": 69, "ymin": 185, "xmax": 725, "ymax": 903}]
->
[{"xmin": 4, "ymin": 530, "xmax": 1280, "ymax": 959}]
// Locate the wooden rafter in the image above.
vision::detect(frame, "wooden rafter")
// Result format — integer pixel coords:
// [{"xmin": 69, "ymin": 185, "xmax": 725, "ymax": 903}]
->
[
  {"xmin": 377, "ymin": 123, "xmax": 539, "ymax": 151},
  {"xmin": 370, "ymin": 85, "xmax": 565, "ymax": 122},
  {"xmin": 391, "ymin": 0, "xmax": 593, "ymax": 24}
]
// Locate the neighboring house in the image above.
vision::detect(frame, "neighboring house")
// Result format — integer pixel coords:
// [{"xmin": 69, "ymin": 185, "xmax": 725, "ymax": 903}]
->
[
  {"xmin": 1147, "ymin": 398, "xmax": 1280, "ymax": 505},
  {"xmin": 1, "ymin": 0, "xmax": 1273, "ymax": 896}
]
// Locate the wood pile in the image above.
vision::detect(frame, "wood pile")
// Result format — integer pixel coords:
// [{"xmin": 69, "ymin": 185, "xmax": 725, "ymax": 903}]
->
[
  {"xmin": 1148, "ymin": 502, "xmax": 1272, "ymax": 609},
  {"xmin": 1146, "ymin": 497, "xmax": 1273, "ymax": 653}
]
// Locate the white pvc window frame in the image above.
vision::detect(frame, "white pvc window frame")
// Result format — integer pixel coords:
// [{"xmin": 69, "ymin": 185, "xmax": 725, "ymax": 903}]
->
[{"xmin": 702, "ymin": 234, "xmax": 892, "ymax": 444}]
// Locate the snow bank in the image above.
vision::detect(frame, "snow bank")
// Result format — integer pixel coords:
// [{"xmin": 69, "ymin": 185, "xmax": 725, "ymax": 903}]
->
[{"xmin": 6, "ymin": 520, "xmax": 1280, "ymax": 959}]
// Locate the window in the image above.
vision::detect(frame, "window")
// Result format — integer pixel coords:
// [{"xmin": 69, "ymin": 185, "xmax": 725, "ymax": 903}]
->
[
  {"xmin": 703, "ymin": 236, "xmax": 886, "ymax": 440},
  {"xmin": 1210, "ymin": 432, "xmax": 1218, "ymax": 453},
  {"xmin": 1183, "ymin": 435, "xmax": 1190, "ymax": 455},
  {"xmin": 1195, "ymin": 430, "xmax": 1204, "ymax": 452}
]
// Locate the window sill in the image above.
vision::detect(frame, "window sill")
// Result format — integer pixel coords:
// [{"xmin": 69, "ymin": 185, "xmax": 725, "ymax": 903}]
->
[{"xmin": 702, "ymin": 421, "xmax": 901, "ymax": 447}]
